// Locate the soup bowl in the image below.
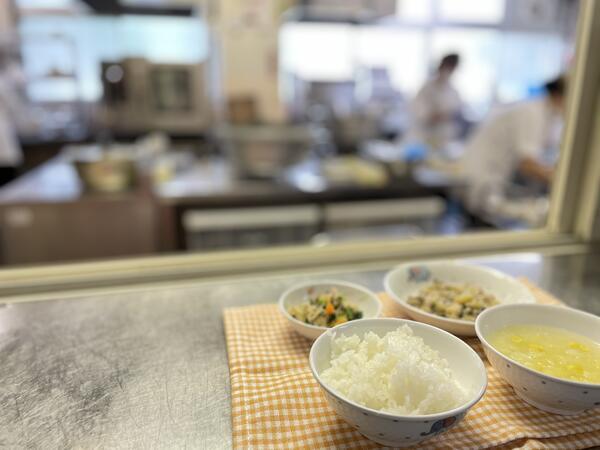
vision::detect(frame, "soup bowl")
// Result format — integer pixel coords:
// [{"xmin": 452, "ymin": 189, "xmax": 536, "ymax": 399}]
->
[{"xmin": 476, "ymin": 303, "xmax": 600, "ymax": 415}]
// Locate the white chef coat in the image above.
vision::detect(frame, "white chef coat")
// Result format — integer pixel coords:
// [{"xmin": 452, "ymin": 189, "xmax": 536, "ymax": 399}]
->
[
  {"xmin": 410, "ymin": 78, "xmax": 462, "ymax": 150},
  {"xmin": 462, "ymin": 97, "xmax": 563, "ymax": 212}
]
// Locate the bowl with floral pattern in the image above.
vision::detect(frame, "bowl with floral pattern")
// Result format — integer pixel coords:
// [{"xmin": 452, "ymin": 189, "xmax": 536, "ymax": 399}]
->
[{"xmin": 385, "ymin": 260, "xmax": 536, "ymax": 336}]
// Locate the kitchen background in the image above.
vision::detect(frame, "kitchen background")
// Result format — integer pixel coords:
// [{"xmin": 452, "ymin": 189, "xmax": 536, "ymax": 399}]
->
[{"xmin": 0, "ymin": 0, "xmax": 579, "ymax": 265}]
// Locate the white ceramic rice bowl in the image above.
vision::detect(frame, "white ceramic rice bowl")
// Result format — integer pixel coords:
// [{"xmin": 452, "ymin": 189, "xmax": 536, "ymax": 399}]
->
[{"xmin": 309, "ymin": 318, "xmax": 487, "ymax": 447}]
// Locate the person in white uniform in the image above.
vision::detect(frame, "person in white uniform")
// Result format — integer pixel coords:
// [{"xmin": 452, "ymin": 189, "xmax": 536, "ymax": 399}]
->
[
  {"xmin": 462, "ymin": 77, "xmax": 565, "ymax": 218},
  {"xmin": 411, "ymin": 53, "xmax": 463, "ymax": 151},
  {"xmin": 0, "ymin": 58, "xmax": 24, "ymax": 185}
]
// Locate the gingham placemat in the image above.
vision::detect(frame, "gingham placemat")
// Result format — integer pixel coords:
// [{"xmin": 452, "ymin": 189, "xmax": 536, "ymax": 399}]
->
[{"xmin": 224, "ymin": 279, "xmax": 600, "ymax": 449}]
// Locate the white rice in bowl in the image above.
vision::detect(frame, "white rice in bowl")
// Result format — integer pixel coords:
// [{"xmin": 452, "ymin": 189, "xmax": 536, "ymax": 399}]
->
[{"xmin": 320, "ymin": 325, "xmax": 467, "ymax": 415}]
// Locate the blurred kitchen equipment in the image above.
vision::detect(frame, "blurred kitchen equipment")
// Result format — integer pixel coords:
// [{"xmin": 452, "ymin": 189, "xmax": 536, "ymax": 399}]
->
[
  {"xmin": 101, "ymin": 58, "xmax": 207, "ymax": 134},
  {"xmin": 19, "ymin": 31, "xmax": 88, "ymax": 139},
  {"xmin": 183, "ymin": 205, "xmax": 320, "ymax": 251},
  {"xmin": 285, "ymin": 155, "xmax": 390, "ymax": 189},
  {"xmin": 227, "ymin": 96, "xmax": 259, "ymax": 124},
  {"xmin": 320, "ymin": 197, "xmax": 446, "ymax": 241},
  {"xmin": 216, "ymin": 124, "xmax": 317, "ymax": 180},
  {"xmin": 322, "ymin": 156, "xmax": 388, "ymax": 187},
  {"xmin": 68, "ymin": 144, "xmax": 136, "ymax": 193},
  {"xmin": 132, "ymin": 131, "xmax": 173, "ymax": 180}
]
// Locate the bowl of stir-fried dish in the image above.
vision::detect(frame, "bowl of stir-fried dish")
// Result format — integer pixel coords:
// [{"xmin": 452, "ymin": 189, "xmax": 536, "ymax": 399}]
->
[
  {"xmin": 279, "ymin": 281, "xmax": 382, "ymax": 340},
  {"xmin": 385, "ymin": 261, "xmax": 536, "ymax": 336}
]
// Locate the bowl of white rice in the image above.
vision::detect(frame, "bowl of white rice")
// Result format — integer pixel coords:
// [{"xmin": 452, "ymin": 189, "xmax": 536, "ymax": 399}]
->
[{"xmin": 309, "ymin": 318, "xmax": 487, "ymax": 447}]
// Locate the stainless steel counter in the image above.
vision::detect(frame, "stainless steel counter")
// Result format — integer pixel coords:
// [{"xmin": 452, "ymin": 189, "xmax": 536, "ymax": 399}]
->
[
  {"xmin": 1, "ymin": 251, "xmax": 599, "ymax": 448},
  {"xmin": 0, "ymin": 156, "xmax": 443, "ymax": 206}
]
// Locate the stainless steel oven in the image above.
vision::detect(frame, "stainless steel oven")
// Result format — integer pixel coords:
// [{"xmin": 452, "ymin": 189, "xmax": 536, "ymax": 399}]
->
[{"xmin": 101, "ymin": 58, "xmax": 209, "ymax": 133}]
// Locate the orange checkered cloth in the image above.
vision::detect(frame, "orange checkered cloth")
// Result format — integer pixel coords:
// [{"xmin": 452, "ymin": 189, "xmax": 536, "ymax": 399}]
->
[{"xmin": 223, "ymin": 279, "xmax": 600, "ymax": 449}]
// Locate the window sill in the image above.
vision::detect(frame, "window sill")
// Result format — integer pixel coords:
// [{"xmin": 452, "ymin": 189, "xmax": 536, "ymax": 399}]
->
[{"xmin": 0, "ymin": 229, "xmax": 586, "ymax": 299}]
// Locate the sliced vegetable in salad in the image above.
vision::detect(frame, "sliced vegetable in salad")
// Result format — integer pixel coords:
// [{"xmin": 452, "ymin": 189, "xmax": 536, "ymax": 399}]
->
[{"xmin": 288, "ymin": 288, "xmax": 363, "ymax": 327}]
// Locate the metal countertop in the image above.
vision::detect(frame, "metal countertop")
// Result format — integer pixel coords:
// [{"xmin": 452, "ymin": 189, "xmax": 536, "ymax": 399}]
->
[{"xmin": 1, "ymin": 251, "xmax": 599, "ymax": 448}]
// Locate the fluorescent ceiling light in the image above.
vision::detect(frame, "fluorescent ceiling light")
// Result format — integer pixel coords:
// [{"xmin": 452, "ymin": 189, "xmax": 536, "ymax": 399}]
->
[
  {"xmin": 120, "ymin": 0, "xmax": 195, "ymax": 5},
  {"xmin": 16, "ymin": 0, "xmax": 88, "ymax": 12},
  {"xmin": 17, "ymin": 0, "xmax": 77, "ymax": 6}
]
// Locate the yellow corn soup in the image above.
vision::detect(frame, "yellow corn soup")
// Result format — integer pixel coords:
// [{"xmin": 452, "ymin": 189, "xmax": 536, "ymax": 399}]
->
[{"xmin": 489, "ymin": 325, "xmax": 600, "ymax": 383}]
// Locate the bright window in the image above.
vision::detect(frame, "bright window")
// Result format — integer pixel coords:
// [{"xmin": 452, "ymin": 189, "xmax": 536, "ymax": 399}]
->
[
  {"xmin": 496, "ymin": 32, "xmax": 566, "ymax": 103},
  {"xmin": 280, "ymin": 20, "xmax": 570, "ymax": 117},
  {"xmin": 395, "ymin": 0, "xmax": 433, "ymax": 22},
  {"xmin": 438, "ymin": 0, "xmax": 506, "ymax": 24},
  {"xmin": 279, "ymin": 23, "xmax": 354, "ymax": 81},
  {"xmin": 19, "ymin": 15, "xmax": 208, "ymax": 102},
  {"xmin": 356, "ymin": 27, "xmax": 427, "ymax": 94}
]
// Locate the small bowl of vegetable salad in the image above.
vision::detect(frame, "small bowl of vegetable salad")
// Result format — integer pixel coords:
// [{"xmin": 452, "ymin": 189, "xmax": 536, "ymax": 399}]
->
[{"xmin": 279, "ymin": 280, "xmax": 382, "ymax": 340}]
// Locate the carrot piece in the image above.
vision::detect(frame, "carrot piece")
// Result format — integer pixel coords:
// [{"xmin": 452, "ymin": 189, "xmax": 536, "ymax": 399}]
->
[{"xmin": 325, "ymin": 302, "xmax": 335, "ymax": 315}]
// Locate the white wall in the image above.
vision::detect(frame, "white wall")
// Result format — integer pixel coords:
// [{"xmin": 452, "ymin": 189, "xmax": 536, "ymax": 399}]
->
[
  {"xmin": 212, "ymin": 0, "xmax": 296, "ymax": 123},
  {"xmin": 0, "ymin": 1, "xmax": 17, "ymax": 40}
]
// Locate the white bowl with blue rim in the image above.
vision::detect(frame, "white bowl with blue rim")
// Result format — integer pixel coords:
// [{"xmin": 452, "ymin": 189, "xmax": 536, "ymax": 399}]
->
[
  {"xmin": 476, "ymin": 303, "xmax": 600, "ymax": 415},
  {"xmin": 384, "ymin": 260, "xmax": 536, "ymax": 336},
  {"xmin": 309, "ymin": 318, "xmax": 487, "ymax": 447},
  {"xmin": 279, "ymin": 280, "xmax": 382, "ymax": 340}
]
